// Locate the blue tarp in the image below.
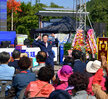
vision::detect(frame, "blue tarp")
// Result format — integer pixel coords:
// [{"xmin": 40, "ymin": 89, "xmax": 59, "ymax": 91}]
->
[{"xmin": 0, "ymin": 31, "xmax": 16, "ymax": 44}]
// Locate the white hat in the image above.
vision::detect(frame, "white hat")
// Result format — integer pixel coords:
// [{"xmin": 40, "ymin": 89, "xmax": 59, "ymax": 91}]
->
[{"xmin": 86, "ymin": 60, "xmax": 101, "ymax": 73}]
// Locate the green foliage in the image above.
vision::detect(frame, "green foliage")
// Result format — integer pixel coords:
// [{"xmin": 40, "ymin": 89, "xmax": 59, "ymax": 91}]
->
[
  {"xmin": 50, "ymin": 2, "xmax": 63, "ymax": 8},
  {"xmin": 64, "ymin": 43, "xmax": 72, "ymax": 55},
  {"xmin": 87, "ymin": 0, "xmax": 108, "ymax": 23},
  {"xmin": 16, "ymin": 25, "xmax": 29, "ymax": 35}
]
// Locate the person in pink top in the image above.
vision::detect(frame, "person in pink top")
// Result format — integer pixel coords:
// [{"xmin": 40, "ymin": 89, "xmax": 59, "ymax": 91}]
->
[
  {"xmin": 54, "ymin": 65, "xmax": 73, "ymax": 92},
  {"xmin": 86, "ymin": 60, "xmax": 106, "ymax": 95}
]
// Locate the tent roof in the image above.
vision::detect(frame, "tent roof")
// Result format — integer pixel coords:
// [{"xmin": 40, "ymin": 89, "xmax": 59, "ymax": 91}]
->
[
  {"xmin": 30, "ymin": 17, "xmax": 76, "ymax": 34},
  {"xmin": 36, "ymin": 11, "xmax": 89, "ymax": 17}
]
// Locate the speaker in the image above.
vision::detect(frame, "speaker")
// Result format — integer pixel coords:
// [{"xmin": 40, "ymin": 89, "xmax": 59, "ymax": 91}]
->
[
  {"xmin": 24, "ymin": 39, "xmax": 30, "ymax": 47},
  {"xmin": 1, "ymin": 41, "xmax": 11, "ymax": 48},
  {"xmin": 93, "ymin": 23, "xmax": 107, "ymax": 37}
]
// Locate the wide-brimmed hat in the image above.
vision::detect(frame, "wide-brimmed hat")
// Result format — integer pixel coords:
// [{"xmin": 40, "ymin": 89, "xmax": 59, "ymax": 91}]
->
[
  {"xmin": 57, "ymin": 65, "xmax": 73, "ymax": 81},
  {"xmin": 86, "ymin": 60, "xmax": 101, "ymax": 73}
]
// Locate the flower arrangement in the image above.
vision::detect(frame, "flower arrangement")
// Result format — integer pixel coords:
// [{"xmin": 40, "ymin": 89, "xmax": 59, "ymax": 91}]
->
[
  {"xmin": 72, "ymin": 29, "xmax": 97, "ymax": 56},
  {"xmin": 72, "ymin": 30, "xmax": 84, "ymax": 51},
  {"xmin": 87, "ymin": 29, "xmax": 97, "ymax": 54}
]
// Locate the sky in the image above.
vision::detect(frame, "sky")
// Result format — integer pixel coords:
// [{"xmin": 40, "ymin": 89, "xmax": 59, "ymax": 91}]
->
[{"xmin": 17, "ymin": 0, "xmax": 90, "ymax": 8}]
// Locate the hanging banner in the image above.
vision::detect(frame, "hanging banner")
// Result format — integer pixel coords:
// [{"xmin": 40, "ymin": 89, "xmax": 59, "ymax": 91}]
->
[
  {"xmin": 97, "ymin": 37, "xmax": 108, "ymax": 62},
  {"xmin": 86, "ymin": 29, "xmax": 97, "ymax": 58}
]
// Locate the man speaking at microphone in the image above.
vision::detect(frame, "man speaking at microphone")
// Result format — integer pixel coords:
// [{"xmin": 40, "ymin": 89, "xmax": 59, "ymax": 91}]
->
[{"xmin": 33, "ymin": 33, "xmax": 58, "ymax": 68}]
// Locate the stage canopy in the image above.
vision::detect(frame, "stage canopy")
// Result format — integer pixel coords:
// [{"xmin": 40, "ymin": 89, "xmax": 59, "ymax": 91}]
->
[
  {"xmin": 36, "ymin": 10, "xmax": 89, "ymax": 17},
  {"xmin": 30, "ymin": 17, "xmax": 76, "ymax": 35}
]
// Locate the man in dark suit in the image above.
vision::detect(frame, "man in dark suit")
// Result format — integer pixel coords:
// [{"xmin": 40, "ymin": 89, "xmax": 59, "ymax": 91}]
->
[
  {"xmin": 72, "ymin": 50, "xmax": 86, "ymax": 73},
  {"xmin": 8, "ymin": 50, "xmax": 21, "ymax": 70},
  {"xmin": 32, "ymin": 33, "xmax": 58, "ymax": 67}
]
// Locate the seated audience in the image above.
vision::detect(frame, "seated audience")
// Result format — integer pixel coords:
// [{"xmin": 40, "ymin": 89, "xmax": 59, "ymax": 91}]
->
[
  {"xmin": 0, "ymin": 52, "xmax": 15, "ymax": 80},
  {"xmin": 92, "ymin": 56, "xmax": 108, "ymax": 99},
  {"xmin": 25, "ymin": 66, "xmax": 55, "ymax": 98},
  {"xmin": 86, "ymin": 60, "xmax": 106, "ymax": 95},
  {"xmin": 12, "ymin": 56, "xmax": 36, "ymax": 99},
  {"xmin": 8, "ymin": 50, "xmax": 21, "ymax": 70},
  {"xmin": 68, "ymin": 72, "xmax": 96, "ymax": 99},
  {"xmin": 48, "ymin": 90, "xmax": 71, "ymax": 99},
  {"xmin": 54, "ymin": 65, "xmax": 73, "ymax": 92},
  {"xmin": 72, "ymin": 50, "xmax": 86, "ymax": 73},
  {"xmin": 32, "ymin": 51, "xmax": 47, "ymax": 73}
]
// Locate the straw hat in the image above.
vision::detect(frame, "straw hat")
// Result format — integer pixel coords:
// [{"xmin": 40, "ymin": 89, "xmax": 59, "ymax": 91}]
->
[{"xmin": 86, "ymin": 60, "xmax": 101, "ymax": 73}]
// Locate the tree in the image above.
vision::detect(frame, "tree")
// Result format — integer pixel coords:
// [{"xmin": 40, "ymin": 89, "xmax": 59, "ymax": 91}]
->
[
  {"xmin": 50, "ymin": 2, "xmax": 63, "ymax": 8},
  {"xmin": 7, "ymin": 0, "xmax": 22, "ymax": 31},
  {"xmin": 87, "ymin": 0, "xmax": 108, "ymax": 23}
]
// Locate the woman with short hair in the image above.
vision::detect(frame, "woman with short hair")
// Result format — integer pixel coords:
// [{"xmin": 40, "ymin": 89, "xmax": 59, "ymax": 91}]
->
[
  {"xmin": 25, "ymin": 66, "xmax": 55, "ymax": 98},
  {"xmin": 12, "ymin": 56, "xmax": 36, "ymax": 99},
  {"xmin": 68, "ymin": 72, "xmax": 96, "ymax": 99}
]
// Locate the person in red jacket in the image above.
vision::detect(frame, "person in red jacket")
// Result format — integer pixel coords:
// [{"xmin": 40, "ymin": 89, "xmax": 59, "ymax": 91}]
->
[
  {"xmin": 86, "ymin": 60, "xmax": 106, "ymax": 95},
  {"xmin": 92, "ymin": 56, "xmax": 108, "ymax": 99},
  {"xmin": 25, "ymin": 66, "xmax": 55, "ymax": 98}
]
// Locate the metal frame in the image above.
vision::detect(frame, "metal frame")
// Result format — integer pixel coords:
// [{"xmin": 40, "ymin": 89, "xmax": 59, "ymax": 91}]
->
[{"xmin": 76, "ymin": 0, "xmax": 87, "ymax": 30}]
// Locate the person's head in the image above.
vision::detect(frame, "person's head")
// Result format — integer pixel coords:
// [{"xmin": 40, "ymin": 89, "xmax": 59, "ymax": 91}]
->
[
  {"xmin": 68, "ymin": 72, "xmax": 89, "ymax": 92},
  {"xmin": 0, "ymin": 52, "xmax": 10, "ymax": 64},
  {"xmin": 12, "ymin": 50, "xmax": 21, "ymax": 59},
  {"xmin": 18, "ymin": 56, "xmax": 31, "ymax": 70},
  {"xmin": 42, "ymin": 34, "xmax": 49, "ymax": 43},
  {"xmin": 38, "ymin": 66, "xmax": 54, "ymax": 82},
  {"xmin": 86, "ymin": 60, "xmax": 101, "ymax": 74},
  {"xmin": 49, "ymin": 90, "xmax": 71, "ymax": 99},
  {"xmin": 72, "ymin": 50, "xmax": 81, "ymax": 60},
  {"xmin": 36, "ymin": 51, "xmax": 47, "ymax": 63},
  {"xmin": 57, "ymin": 65, "xmax": 73, "ymax": 82}
]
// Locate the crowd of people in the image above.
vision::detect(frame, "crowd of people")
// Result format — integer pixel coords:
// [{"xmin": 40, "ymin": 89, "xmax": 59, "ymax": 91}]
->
[
  {"xmin": 0, "ymin": 49, "xmax": 108, "ymax": 99},
  {"xmin": 0, "ymin": 34, "xmax": 108, "ymax": 99}
]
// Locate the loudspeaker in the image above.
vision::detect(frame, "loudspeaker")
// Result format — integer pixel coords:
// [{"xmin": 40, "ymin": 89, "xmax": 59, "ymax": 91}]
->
[
  {"xmin": 93, "ymin": 23, "xmax": 107, "ymax": 37},
  {"xmin": 1, "ymin": 41, "xmax": 11, "ymax": 48},
  {"xmin": 24, "ymin": 39, "xmax": 30, "ymax": 47}
]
